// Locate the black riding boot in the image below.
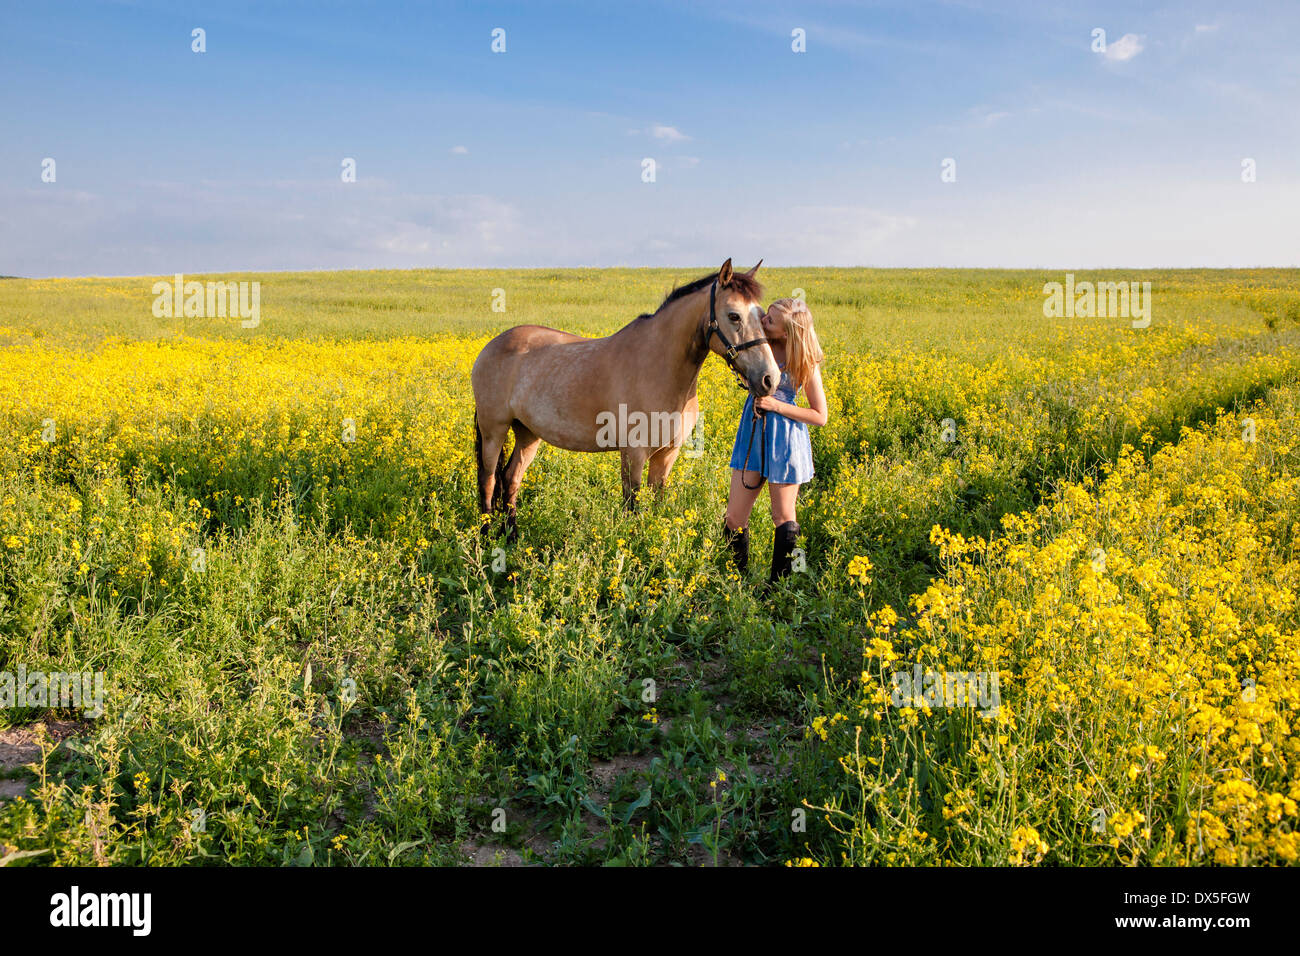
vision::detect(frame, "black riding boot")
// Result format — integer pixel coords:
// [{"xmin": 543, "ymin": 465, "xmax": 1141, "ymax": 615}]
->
[
  {"xmin": 721, "ymin": 519, "xmax": 749, "ymax": 574},
  {"xmin": 769, "ymin": 521, "xmax": 801, "ymax": 584}
]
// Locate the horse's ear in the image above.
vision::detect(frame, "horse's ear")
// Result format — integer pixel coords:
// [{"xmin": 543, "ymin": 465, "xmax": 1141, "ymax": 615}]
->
[
  {"xmin": 744, "ymin": 259, "xmax": 763, "ymax": 277},
  {"xmin": 718, "ymin": 258, "xmax": 733, "ymax": 286}
]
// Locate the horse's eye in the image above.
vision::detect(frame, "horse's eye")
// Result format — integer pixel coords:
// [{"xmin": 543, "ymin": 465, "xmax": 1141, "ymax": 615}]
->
[{"xmin": 727, "ymin": 313, "xmax": 741, "ymax": 322}]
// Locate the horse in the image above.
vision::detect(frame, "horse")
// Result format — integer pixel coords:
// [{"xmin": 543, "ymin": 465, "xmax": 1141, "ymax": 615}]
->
[{"xmin": 471, "ymin": 258, "xmax": 779, "ymax": 536}]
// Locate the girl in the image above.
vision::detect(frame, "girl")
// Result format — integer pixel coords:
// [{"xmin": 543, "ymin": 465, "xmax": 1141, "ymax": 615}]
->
[{"xmin": 722, "ymin": 297, "xmax": 827, "ymax": 583}]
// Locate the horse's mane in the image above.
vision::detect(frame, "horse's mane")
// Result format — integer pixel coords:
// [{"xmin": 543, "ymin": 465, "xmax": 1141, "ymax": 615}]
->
[{"xmin": 635, "ymin": 271, "xmax": 765, "ymax": 321}]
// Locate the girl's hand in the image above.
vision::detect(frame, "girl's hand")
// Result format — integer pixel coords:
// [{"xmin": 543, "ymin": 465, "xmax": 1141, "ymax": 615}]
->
[{"xmin": 755, "ymin": 395, "xmax": 783, "ymax": 414}]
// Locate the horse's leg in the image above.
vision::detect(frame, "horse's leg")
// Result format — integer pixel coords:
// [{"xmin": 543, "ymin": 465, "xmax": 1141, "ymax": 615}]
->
[
  {"xmin": 646, "ymin": 444, "xmax": 682, "ymax": 498},
  {"xmin": 620, "ymin": 448, "xmax": 648, "ymax": 511},
  {"xmin": 647, "ymin": 398, "xmax": 696, "ymax": 498},
  {"xmin": 502, "ymin": 422, "xmax": 541, "ymax": 542},
  {"xmin": 477, "ymin": 420, "xmax": 509, "ymax": 532}
]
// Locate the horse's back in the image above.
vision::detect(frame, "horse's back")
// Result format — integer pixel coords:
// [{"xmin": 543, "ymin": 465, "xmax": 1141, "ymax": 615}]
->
[
  {"xmin": 472, "ymin": 325, "xmax": 595, "ymax": 426},
  {"xmin": 480, "ymin": 324, "xmax": 587, "ymax": 358}
]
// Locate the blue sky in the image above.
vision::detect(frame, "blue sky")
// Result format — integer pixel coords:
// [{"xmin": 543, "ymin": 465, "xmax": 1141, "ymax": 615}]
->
[{"xmin": 2, "ymin": 0, "xmax": 1297, "ymax": 275}]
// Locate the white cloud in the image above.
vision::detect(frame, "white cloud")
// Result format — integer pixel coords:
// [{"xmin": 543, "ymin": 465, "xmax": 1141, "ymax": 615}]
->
[
  {"xmin": 450, "ymin": 145, "xmax": 469, "ymax": 155},
  {"xmin": 1103, "ymin": 33, "xmax": 1145, "ymax": 62},
  {"xmin": 965, "ymin": 105, "xmax": 1011, "ymax": 127},
  {"xmin": 0, "ymin": 182, "xmax": 528, "ymax": 275},
  {"xmin": 1195, "ymin": 23, "xmax": 1218, "ymax": 33},
  {"xmin": 626, "ymin": 124, "xmax": 691, "ymax": 144},
  {"xmin": 930, "ymin": 105, "xmax": 1011, "ymax": 134},
  {"xmin": 650, "ymin": 124, "xmax": 689, "ymax": 143}
]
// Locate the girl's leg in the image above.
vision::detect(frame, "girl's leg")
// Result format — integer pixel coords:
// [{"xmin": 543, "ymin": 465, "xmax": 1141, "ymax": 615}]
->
[
  {"xmin": 722, "ymin": 468, "xmax": 764, "ymax": 573},
  {"xmin": 767, "ymin": 482, "xmax": 802, "ymax": 583},
  {"xmin": 725, "ymin": 468, "xmax": 764, "ymax": 531},
  {"xmin": 768, "ymin": 482, "xmax": 799, "ymax": 526}
]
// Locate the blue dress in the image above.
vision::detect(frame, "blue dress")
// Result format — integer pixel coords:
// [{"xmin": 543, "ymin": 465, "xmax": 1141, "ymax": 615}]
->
[{"xmin": 729, "ymin": 365, "xmax": 815, "ymax": 485}]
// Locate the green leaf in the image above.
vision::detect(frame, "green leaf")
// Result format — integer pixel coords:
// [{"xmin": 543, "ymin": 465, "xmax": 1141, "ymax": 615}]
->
[
  {"xmin": 0, "ymin": 848, "xmax": 51, "ymax": 866},
  {"xmin": 387, "ymin": 840, "xmax": 423, "ymax": 864},
  {"xmin": 621, "ymin": 787, "xmax": 652, "ymax": 825}
]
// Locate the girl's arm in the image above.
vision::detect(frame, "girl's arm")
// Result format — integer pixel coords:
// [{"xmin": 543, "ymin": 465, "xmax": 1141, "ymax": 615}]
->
[{"xmin": 757, "ymin": 364, "xmax": 828, "ymax": 426}]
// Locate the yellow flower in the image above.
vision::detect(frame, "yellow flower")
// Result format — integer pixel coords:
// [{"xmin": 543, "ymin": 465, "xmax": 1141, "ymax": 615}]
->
[
  {"xmin": 847, "ymin": 554, "xmax": 874, "ymax": 585},
  {"xmin": 1009, "ymin": 826, "xmax": 1049, "ymax": 865}
]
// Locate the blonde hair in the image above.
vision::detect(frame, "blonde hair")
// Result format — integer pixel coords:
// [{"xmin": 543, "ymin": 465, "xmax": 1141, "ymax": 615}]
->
[{"xmin": 767, "ymin": 298, "xmax": 824, "ymax": 389}]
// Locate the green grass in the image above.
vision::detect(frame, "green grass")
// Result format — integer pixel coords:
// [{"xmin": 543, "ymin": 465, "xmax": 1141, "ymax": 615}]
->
[
  {"xmin": 2, "ymin": 266, "xmax": 1296, "ymax": 351},
  {"xmin": 1, "ymin": 267, "xmax": 1299, "ymax": 866}
]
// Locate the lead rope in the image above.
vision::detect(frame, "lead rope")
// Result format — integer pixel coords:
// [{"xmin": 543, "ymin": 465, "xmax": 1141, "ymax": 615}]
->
[
  {"xmin": 741, "ymin": 400, "xmax": 766, "ymax": 490},
  {"xmin": 701, "ymin": 278, "xmax": 770, "ymax": 490}
]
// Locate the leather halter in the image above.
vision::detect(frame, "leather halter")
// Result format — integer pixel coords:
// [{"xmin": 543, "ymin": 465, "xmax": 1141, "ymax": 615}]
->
[
  {"xmin": 703, "ymin": 281, "xmax": 767, "ymax": 391},
  {"xmin": 702, "ymin": 280, "xmax": 770, "ymax": 490}
]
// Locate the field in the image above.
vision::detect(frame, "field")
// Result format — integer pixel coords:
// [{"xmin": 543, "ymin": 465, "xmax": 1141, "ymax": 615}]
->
[{"xmin": 1, "ymin": 267, "xmax": 1299, "ymax": 866}]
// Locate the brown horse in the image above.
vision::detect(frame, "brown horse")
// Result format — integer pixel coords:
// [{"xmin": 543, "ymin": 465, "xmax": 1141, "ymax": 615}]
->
[{"xmin": 472, "ymin": 258, "xmax": 779, "ymax": 534}]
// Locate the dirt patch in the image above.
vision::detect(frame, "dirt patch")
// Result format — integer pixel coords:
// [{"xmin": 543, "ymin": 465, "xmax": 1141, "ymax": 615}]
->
[
  {"xmin": 0, "ymin": 719, "xmax": 88, "ymax": 774},
  {"xmin": 723, "ymin": 722, "xmax": 774, "ymax": 745},
  {"xmin": 0, "ymin": 779, "xmax": 31, "ymax": 802},
  {"xmin": 685, "ymin": 841, "xmax": 744, "ymax": 867},
  {"xmin": 0, "ymin": 720, "xmax": 89, "ymax": 804},
  {"xmin": 460, "ymin": 815, "xmax": 552, "ymax": 866},
  {"xmin": 589, "ymin": 753, "xmax": 657, "ymax": 799},
  {"xmin": 460, "ymin": 829, "xmax": 551, "ymax": 866},
  {"xmin": 346, "ymin": 718, "xmax": 387, "ymax": 748},
  {"xmin": 0, "ymin": 733, "xmax": 39, "ymax": 777},
  {"xmin": 461, "ymin": 839, "xmax": 530, "ymax": 866}
]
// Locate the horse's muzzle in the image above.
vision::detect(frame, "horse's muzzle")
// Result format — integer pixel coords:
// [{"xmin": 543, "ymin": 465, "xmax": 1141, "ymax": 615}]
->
[{"xmin": 746, "ymin": 368, "xmax": 778, "ymax": 396}]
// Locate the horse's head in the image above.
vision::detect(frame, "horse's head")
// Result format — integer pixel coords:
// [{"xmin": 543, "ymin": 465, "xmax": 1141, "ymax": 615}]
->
[{"xmin": 707, "ymin": 258, "xmax": 781, "ymax": 396}]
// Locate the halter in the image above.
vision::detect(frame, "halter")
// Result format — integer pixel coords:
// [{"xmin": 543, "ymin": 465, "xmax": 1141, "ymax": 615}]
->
[
  {"xmin": 702, "ymin": 280, "xmax": 770, "ymax": 490},
  {"xmin": 704, "ymin": 281, "xmax": 768, "ymax": 391}
]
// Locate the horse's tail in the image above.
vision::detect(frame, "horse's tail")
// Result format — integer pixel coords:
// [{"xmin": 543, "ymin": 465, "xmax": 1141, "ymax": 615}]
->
[
  {"xmin": 494, "ymin": 438, "xmax": 508, "ymax": 512},
  {"xmin": 474, "ymin": 414, "xmax": 484, "ymax": 505},
  {"xmin": 474, "ymin": 413, "xmax": 509, "ymax": 512}
]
